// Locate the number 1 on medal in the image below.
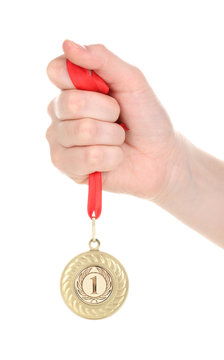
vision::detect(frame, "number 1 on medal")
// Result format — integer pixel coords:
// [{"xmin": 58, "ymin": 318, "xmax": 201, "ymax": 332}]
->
[{"xmin": 91, "ymin": 276, "xmax": 97, "ymax": 294}]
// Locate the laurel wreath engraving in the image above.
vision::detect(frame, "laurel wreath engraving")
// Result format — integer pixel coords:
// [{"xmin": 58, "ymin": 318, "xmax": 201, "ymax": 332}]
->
[
  {"xmin": 75, "ymin": 266, "xmax": 113, "ymax": 304},
  {"xmin": 60, "ymin": 250, "xmax": 129, "ymax": 319}
]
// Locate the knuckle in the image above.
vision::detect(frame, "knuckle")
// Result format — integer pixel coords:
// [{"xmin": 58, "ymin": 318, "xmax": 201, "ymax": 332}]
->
[
  {"xmin": 95, "ymin": 43, "xmax": 107, "ymax": 52},
  {"xmin": 131, "ymin": 65, "xmax": 145, "ymax": 79},
  {"xmin": 64, "ymin": 91, "xmax": 76, "ymax": 113},
  {"xmin": 56, "ymin": 120, "xmax": 65, "ymax": 137},
  {"xmin": 50, "ymin": 147, "xmax": 64, "ymax": 168},
  {"xmin": 53, "ymin": 95, "xmax": 61, "ymax": 118},
  {"xmin": 92, "ymin": 44, "xmax": 109, "ymax": 69},
  {"xmin": 57, "ymin": 121, "xmax": 71, "ymax": 146},
  {"xmin": 47, "ymin": 100, "xmax": 55, "ymax": 117},
  {"xmin": 86, "ymin": 147, "xmax": 103, "ymax": 167},
  {"xmin": 57, "ymin": 119, "xmax": 65, "ymax": 132},
  {"xmin": 72, "ymin": 176, "xmax": 87, "ymax": 185},
  {"xmin": 131, "ymin": 64, "xmax": 141, "ymax": 73},
  {"xmin": 46, "ymin": 58, "xmax": 64, "ymax": 82},
  {"xmin": 46, "ymin": 60, "xmax": 54, "ymax": 79},
  {"xmin": 78, "ymin": 119, "xmax": 96, "ymax": 143},
  {"xmin": 45, "ymin": 127, "xmax": 50, "ymax": 141},
  {"xmin": 66, "ymin": 91, "xmax": 85, "ymax": 115},
  {"xmin": 45, "ymin": 125, "xmax": 53, "ymax": 142}
]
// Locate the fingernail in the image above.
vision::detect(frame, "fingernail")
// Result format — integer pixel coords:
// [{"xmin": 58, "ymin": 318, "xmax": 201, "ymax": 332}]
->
[{"xmin": 67, "ymin": 40, "xmax": 86, "ymax": 50}]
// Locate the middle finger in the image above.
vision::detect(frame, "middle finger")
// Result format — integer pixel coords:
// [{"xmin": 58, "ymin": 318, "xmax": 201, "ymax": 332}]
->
[{"xmin": 54, "ymin": 89, "xmax": 120, "ymax": 122}]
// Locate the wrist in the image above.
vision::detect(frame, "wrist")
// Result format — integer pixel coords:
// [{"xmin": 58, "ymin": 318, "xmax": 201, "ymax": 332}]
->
[
  {"xmin": 152, "ymin": 132, "xmax": 196, "ymax": 209},
  {"xmin": 152, "ymin": 132, "xmax": 224, "ymax": 245}
]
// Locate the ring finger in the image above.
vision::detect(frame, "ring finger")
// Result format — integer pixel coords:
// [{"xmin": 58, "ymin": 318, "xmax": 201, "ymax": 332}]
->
[{"xmin": 56, "ymin": 118, "xmax": 125, "ymax": 147}]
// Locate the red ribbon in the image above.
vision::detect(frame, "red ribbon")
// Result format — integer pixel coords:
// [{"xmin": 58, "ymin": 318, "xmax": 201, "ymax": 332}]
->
[{"xmin": 66, "ymin": 59, "xmax": 128, "ymax": 219}]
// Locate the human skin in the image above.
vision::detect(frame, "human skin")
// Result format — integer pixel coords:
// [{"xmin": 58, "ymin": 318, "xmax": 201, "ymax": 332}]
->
[{"xmin": 46, "ymin": 40, "xmax": 224, "ymax": 248}]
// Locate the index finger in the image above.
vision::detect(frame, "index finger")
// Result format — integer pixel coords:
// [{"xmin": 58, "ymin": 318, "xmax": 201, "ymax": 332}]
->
[{"xmin": 47, "ymin": 54, "xmax": 74, "ymax": 90}]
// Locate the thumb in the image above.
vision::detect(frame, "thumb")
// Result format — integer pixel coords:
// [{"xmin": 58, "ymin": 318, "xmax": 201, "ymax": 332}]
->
[{"xmin": 62, "ymin": 40, "xmax": 149, "ymax": 93}]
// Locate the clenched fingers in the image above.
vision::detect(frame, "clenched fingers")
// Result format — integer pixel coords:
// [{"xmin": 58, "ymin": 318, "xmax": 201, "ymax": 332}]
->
[
  {"xmin": 56, "ymin": 118, "xmax": 125, "ymax": 147},
  {"xmin": 53, "ymin": 89, "xmax": 120, "ymax": 122},
  {"xmin": 45, "ymin": 135, "xmax": 124, "ymax": 177}
]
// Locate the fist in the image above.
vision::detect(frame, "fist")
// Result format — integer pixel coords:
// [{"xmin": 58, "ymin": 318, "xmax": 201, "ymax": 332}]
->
[
  {"xmin": 46, "ymin": 84, "xmax": 125, "ymax": 183},
  {"xmin": 46, "ymin": 40, "xmax": 181, "ymax": 200}
]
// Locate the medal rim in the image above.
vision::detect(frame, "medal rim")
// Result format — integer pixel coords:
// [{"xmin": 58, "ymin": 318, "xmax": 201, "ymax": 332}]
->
[{"xmin": 60, "ymin": 250, "xmax": 129, "ymax": 320}]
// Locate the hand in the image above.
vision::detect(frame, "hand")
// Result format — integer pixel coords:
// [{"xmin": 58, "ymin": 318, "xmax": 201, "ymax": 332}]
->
[
  {"xmin": 46, "ymin": 40, "xmax": 185, "ymax": 201},
  {"xmin": 46, "ymin": 40, "xmax": 224, "ymax": 245}
]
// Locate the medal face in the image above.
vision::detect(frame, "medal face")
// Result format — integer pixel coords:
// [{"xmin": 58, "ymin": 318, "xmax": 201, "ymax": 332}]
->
[
  {"xmin": 75, "ymin": 266, "xmax": 113, "ymax": 304},
  {"xmin": 61, "ymin": 250, "xmax": 129, "ymax": 319}
]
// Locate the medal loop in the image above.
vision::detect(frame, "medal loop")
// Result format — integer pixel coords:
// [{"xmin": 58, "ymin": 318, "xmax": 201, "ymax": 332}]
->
[{"xmin": 89, "ymin": 238, "xmax": 100, "ymax": 251}]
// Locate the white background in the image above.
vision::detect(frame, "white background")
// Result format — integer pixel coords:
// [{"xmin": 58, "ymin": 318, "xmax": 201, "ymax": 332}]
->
[{"xmin": 0, "ymin": 0, "xmax": 224, "ymax": 359}]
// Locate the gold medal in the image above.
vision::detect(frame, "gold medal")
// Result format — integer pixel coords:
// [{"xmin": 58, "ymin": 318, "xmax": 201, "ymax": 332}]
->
[{"xmin": 60, "ymin": 219, "xmax": 129, "ymax": 319}]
